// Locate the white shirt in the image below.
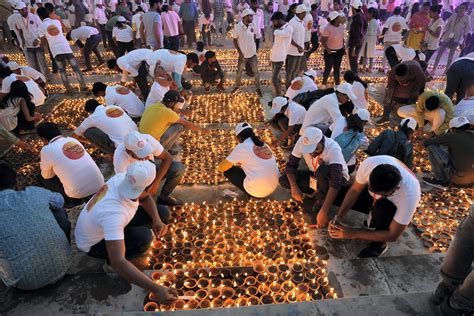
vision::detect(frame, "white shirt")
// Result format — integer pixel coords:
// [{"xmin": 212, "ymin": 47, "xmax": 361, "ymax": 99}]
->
[
  {"xmin": 93, "ymin": 6, "xmax": 108, "ymax": 24},
  {"xmin": 270, "ymin": 22, "xmax": 293, "ymax": 62},
  {"xmin": 104, "ymin": 85, "xmax": 144, "ymax": 118},
  {"xmin": 18, "ymin": 66, "xmax": 46, "ymax": 83},
  {"xmin": 425, "ymin": 18, "xmax": 444, "ymax": 50},
  {"xmin": 38, "ymin": 18, "xmax": 72, "ymax": 57},
  {"xmin": 132, "ymin": 12, "xmax": 144, "ymax": 39},
  {"xmin": 351, "ymin": 81, "xmax": 368, "ymax": 110},
  {"xmin": 1, "ymin": 74, "xmax": 46, "ymax": 107},
  {"xmin": 146, "ymin": 81, "xmax": 170, "ymax": 108},
  {"xmin": 301, "ymin": 93, "xmax": 342, "ymax": 133},
  {"xmin": 70, "ymin": 26, "xmax": 99, "ymax": 42},
  {"xmin": 75, "ymin": 173, "xmax": 140, "ymax": 252},
  {"xmin": 112, "ymin": 25, "xmax": 133, "ymax": 42},
  {"xmin": 15, "ymin": 13, "xmax": 42, "ymax": 48},
  {"xmin": 285, "ymin": 101, "xmax": 306, "ymax": 126},
  {"xmin": 454, "ymin": 97, "xmax": 474, "ymax": 116},
  {"xmin": 251, "ymin": 8, "xmax": 264, "ymax": 39},
  {"xmin": 116, "ymin": 48, "xmax": 153, "ymax": 80},
  {"xmin": 303, "ymin": 13, "xmax": 313, "ymax": 43},
  {"xmin": 226, "ymin": 138, "xmax": 280, "ymax": 198},
  {"xmin": 330, "ymin": 117, "xmax": 369, "ymax": 166},
  {"xmin": 285, "ymin": 75, "xmax": 318, "ymax": 100},
  {"xmin": 355, "ymin": 156, "xmax": 421, "ymax": 225},
  {"xmin": 40, "ymin": 136, "xmax": 104, "ymax": 199},
  {"xmin": 383, "ymin": 15, "xmax": 407, "ymax": 43},
  {"xmin": 288, "ymin": 16, "xmax": 305, "ymax": 56},
  {"xmin": 113, "ymin": 134, "xmax": 164, "ymax": 174},
  {"xmin": 233, "ymin": 21, "xmax": 257, "ymax": 59},
  {"xmin": 147, "ymin": 49, "xmax": 187, "ymax": 79},
  {"xmin": 8, "ymin": 12, "xmax": 22, "ymax": 47},
  {"xmin": 392, "ymin": 44, "xmax": 416, "ymax": 61},
  {"xmin": 74, "ymin": 105, "xmax": 138, "ymax": 146}
]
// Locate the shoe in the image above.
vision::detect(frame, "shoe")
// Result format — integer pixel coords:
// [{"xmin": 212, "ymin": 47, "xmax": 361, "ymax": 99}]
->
[
  {"xmin": 431, "ymin": 283, "xmax": 453, "ymax": 306},
  {"xmin": 357, "ymin": 243, "xmax": 388, "ymax": 258},
  {"xmin": 157, "ymin": 195, "xmax": 183, "ymax": 206},
  {"xmin": 204, "ymin": 86, "xmax": 210, "ymax": 92},
  {"xmin": 436, "ymin": 296, "xmax": 463, "ymax": 316},
  {"xmin": 375, "ymin": 117, "xmax": 390, "ymax": 126},
  {"xmin": 102, "ymin": 261, "xmax": 115, "ymax": 273},
  {"xmin": 256, "ymin": 88, "xmax": 263, "ymax": 97},
  {"xmin": 362, "ymin": 213, "xmax": 376, "ymax": 231},
  {"xmin": 423, "ymin": 177, "xmax": 449, "ymax": 190},
  {"xmin": 231, "ymin": 87, "xmax": 240, "ymax": 94},
  {"xmin": 217, "ymin": 84, "xmax": 225, "ymax": 91}
]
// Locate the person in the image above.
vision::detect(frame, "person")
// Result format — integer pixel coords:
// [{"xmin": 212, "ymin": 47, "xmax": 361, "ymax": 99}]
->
[
  {"xmin": 376, "ymin": 61, "xmax": 426, "ymax": 125},
  {"xmin": 213, "ymin": 0, "xmax": 226, "ymax": 43},
  {"xmin": 347, "ymin": 0, "xmax": 367, "ymax": 76},
  {"xmin": 194, "ymin": 41, "xmax": 207, "ymax": 66},
  {"xmin": 218, "ymin": 122, "xmax": 280, "ymax": 199},
  {"xmin": 432, "ymin": 2, "xmax": 471, "ymax": 74},
  {"xmin": 140, "ymin": 0, "xmax": 163, "ymax": 50},
  {"xmin": 301, "ymin": 82, "xmax": 358, "ymax": 132},
  {"xmin": 250, "ymin": 0, "xmax": 264, "ymax": 50},
  {"xmin": 406, "ymin": 2, "xmax": 430, "ymax": 51},
  {"xmin": 321, "ymin": 11, "xmax": 345, "ymax": 85},
  {"xmin": 280, "ymin": 126, "xmax": 349, "ymax": 225},
  {"xmin": 328, "ymin": 156, "xmax": 421, "ymax": 257},
  {"xmin": 366, "ymin": 117, "xmax": 416, "ymax": 169},
  {"xmin": 131, "ymin": 7, "xmax": 145, "ymax": 47},
  {"xmin": 105, "ymin": 15, "xmax": 122, "ymax": 57},
  {"xmin": 92, "ymin": 82, "xmax": 145, "ymax": 119},
  {"xmin": 139, "ymin": 90, "xmax": 209, "ymax": 152},
  {"xmin": 200, "ymin": 51, "xmax": 225, "ymax": 92},
  {"xmin": 37, "ymin": 7, "xmax": 86, "ymax": 93},
  {"xmin": 114, "ymin": 131, "xmax": 185, "ymax": 206},
  {"xmin": 454, "ymin": 83, "xmax": 474, "ymax": 116},
  {"xmin": 423, "ymin": 116, "xmax": 474, "ymax": 188},
  {"xmin": 300, "ymin": 4, "xmax": 313, "ymax": 71},
  {"xmin": 431, "ymin": 204, "xmax": 474, "ymax": 315},
  {"xmin": 0, "ymin": 122, "xmax": 31, "ymax": 150},
  {"xmin": 115, "ymin": 0, "xmax": 132, "ymax": 22},
  {"xmin": 1, "ymin": 68, "xmax": 46, "ymax": 107},
  {"xmin": 67, "ymin": 25, "xmax": 104, "ymax": 72},
  {"xmin": 445, "ymin": 52, "xmax": 474, "ymax": 104},
  {"xmin": 6, "ymin": 61, "xmax": 46, "ymax": 89},
  {"xmin": 285, "ymin": 68, "xmax": 318, "ymax": 100},
  {"xmin": 343, "ymin": 70, "xmax": 368, "ymax": 110},
  {"xmin": 361, "ymin": 8, "xmax": 380, "ymax": 73},
  {"xmin": 384, "ymin": 43, "xmax": 424, "ymax": 68},
  {"xmin": 8, "ymin": 3, "xmax": 22, "ymax": 49},
  {"xmin": 199, "ymin": 12, "xmax": 213, "ymax": 48},
  {"xmin": 73, "ymin": 99, "xmax": 138, "ymax": 154},
  {"xmin": 73, "ymin": 0, "xmax": 88, "ymax": 27},
  {"xmin": 74, "ymin": 161, "xmax": 178, "ymax": 305},
  {"xmin": 0, "ymin": 163, "xmax": 72, "ymax": 291},
  {"xmin": 161, "ymin": 4, "xmax": 182, "ymax": 51},
  {"xmin": 380, "ymin": 7, "xmax": 408, "ymax": 73},
  {"xmin": 93, "ymin": 0, "xmax": 108, "ymax": 49},
  {"xmin": 423, "ymin": 4, "xmax": 443, "ymax": 63},
  {"xmin": 267, "ymin": 96, "xmax": 306, "ymax": 148},
  {"xmin": 37, "ymin": 122, "xmax": 104, "ymax": 202},
  {"xmin": 132, "ymin": 0, "xmax": 148, "ymax": 13},
  {"xmin": 231, "ymin": 9, "xmax": 262, "ymax": 97},
  {"xmin": 179, "ymin": 0, "xmax": 198, "ymax": 49},
  {"xmin": 145, "ymin": 68, "xmax": 173, "ymax": 107},
  {"xmin": 113, "ymin": 16, "xmax": 134, "ymax": 56},
  {"xmin": 307, "ymin": 4, "xmax": 319, "ymax": 59},
  {"xmin": 286, "ymin": 5, "xmax": 306, "ymax": 88},
  {"xmin": 270, "ymin": 11, "xmax": 293, "ymax": 96}
]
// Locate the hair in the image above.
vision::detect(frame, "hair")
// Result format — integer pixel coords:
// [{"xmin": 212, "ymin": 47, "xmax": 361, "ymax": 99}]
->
[
  {"xmin": 237, "ymin": 126, "xmax": 265, "ymax": 147},
  {"xmin": 369, "ymin": 164, "xmax": 402, "ymax": 193},
  {"xmin": 161, "ymin": 4, "xmax": 169, "ymax": 11},
  {"xmin": 250, "ymin": 0, "xmax": 258, "ymax": 4},
  {"xmin": 149, "ymin": 0, "xmax": 159, "ymax": 7},
  {"xmin": 2, "ymin": 80, "xmax": 33, "ymax": 109},
  {"xmin": 37, "ymin": 122, "xmax": 62, "ymax": 141},
  {"xmin": 393, "ymin": 6, "xmax": 401, "ymax": 15},
  {"xmin": 430, "ymin": 4, "xmax": 442, "ymax": 13},
  {"xmin": 285, "ymin": 3, "xmax": 298, "ymax": 21},
  {"xmin": 205, "ymin": 50, "xmax": 216, "ymax": 59},
  {"xmin": 329, "ymin": 16, "xmax": 339, "ymax": 25},
  {"xmin": 339, "ymin": 101, "xmax": 354, "ymax": 116},
  {"xmin": 395, "ymin": 63, "xmax": 408, "ymax": 77},
  {"xmin": 107, "ymin": 58, "xmax": 117, "ymax": 69},
  {"xmin": 187, "ymin": 52, "xmax": 199, "ymax": 65},
  {"xmin": 85, "ymin": 99, "xmax": 101, "ymax": 113},
  {"xmin": 0, "ymin": 163, "xmax": 16, "ymax": 190},
  {"xmin": 65, "ymin": 31, "xmax": 72, "ymax": 41},
  {"xmin": 345, "ymin": 113, "xmax": 366, "ymax": 133},
  {"xmin": 422, "ymin": 2, "xmax": 430, "ymax": 8},
  {"xmin": 271, "ymin": 11, "xmax": 285, "ymax": 21},
  {"xmin": 454, "ymin": 123, "xmax": 471, "ymax": 131},
  {"xmin": 425, "ymin": 96, "xmax": 440, "ymax": 111},
  {"xmin": 37, "ymin": 7, "xmax": 49, "ymax": 19},
  {"xmin": 92, "ymin": 82, "xmax": 107, "ymax": 95},
  {"xmin": 343, "ymin": 70, "xmax": 368, "ymax": 88},
  {"xmin": 368, "ymin": 7, "xmax": 378, "ymax": 19},
  {"xmin": 196, "ymin": 41, "xmax": 205, "ymax": 51},
  {"xmin": 44, "ymin": 2, "xmax": 54, "ymax": 13},
  {"xmin": 411, "ymin": 3, "xmax": 420, "ymax": 16},
  {"xmin": 459, "ymin": 2, "xmax": 469, "ymax": 10},
  {"xmin": 134, "ymin": 7, "xmax": 145, "ymax": 13},
  {"xmin": 0, "ymin": 66, "xmax": 12, "ymax": 79}
]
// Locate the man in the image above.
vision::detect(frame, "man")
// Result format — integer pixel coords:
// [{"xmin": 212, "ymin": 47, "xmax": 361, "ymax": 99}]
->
[
  {"xmin": 348, "ymin": 0, "xmax": 366, "ymax": 76},
  {"xmin": 376, "ymin": 61, "xmax": 426, "ymax": 125},
  {"xmin": 384, "ymin": 43, "xmax": 424, "ymax": 68},
  {"xmin": 105, "ymin": 14, "xmax": 121, "ymax": 57},
  {"xmin": 328, "ymin": 156, "xmax": 421, "ymax": 257},
  {"xmin": 93, "ymin": 82, "xmax": 145, "ymax": 118},
  {"xmin": 7, "ymin": 3, "xmax": 22, "ymax": 49},
  {"xmin": 200, "ymin": 51, "xmax": 225, "ymax": 92},
  {"xmin": 301, "ymin": 82, "xmax": 358, "ymax": 133},
  {"xmin": 115, "ymin": 0, "xmax": 132, "ymax": 21},
  {"xmin": 132, "ymin": 0, "xmax": 148, "ymax": 12},
  {"xmin": 67, "ymin": 25, "xmax": 104, "ymax": 72},
  {"xmin": 232, "ymin": 8, "xmax": 262, "ymax": 97},
  {"xmin": 380, "ymin": 7, "xmax": 407, "ymax": 73},
  {"xmin": 178, "ymin": 0, "xmax": 198, "ymax": 49},
  {"xmin": 6, "ymin": 61, "xmax": 46, "ymax": 88},
  {"xmin": 74, "ymin": 161, "xmax": 178, "ymax": 306},
  {"xmin": 213, "ymin": 0, "xmax": 226, "ymax": 43},
  {"xmin": 0, "ymin": 163, "xmax": 72, "ymax": 290},
  {"xmin": 444, "ymin": 52, "xmax": 474, "ymax": 104},
  {"xmin": 250, "ymin": 0, "xmax": 264, "ymax": 50},
  {"xmin": 37, "ymin": 7, "xmax": 86, "ymax": 93},
  {"xmin": 140, "ymin": 0, "xmax": 163, "ymax": 50},
  {"xmin": 286, "ymin": 5, "xmax": 306, "ymax": 89},
  {"xmin": 139, "ymin": 90, "xmax": 209, "ymax": 152},
  {"xmin": 301, "ymin": 4, "xmax": 313, "ymax": 71},
  {"xmin": 423, "ymin": 116, "xmax": 474, "ymax": 188},
  {"xmin": 161, "ymin": 4, "xmax": 182, "ymax": 51},
  {"xmin": 93, "ymin": 0, "xmax": 108, "ymax": 48},
  {"xmin": 73, "ymin": 99, "xmax": 138, "ymax": 154},
  {"xmin": 285, "ymin": 68, "xmax": 318, "ymax": 100},
  {"xmin": 114, "ymin": 131, "xmax": 185, "ymax": 206},
  {"xmin": 280, "ymin": 127, "xmax": 349, "ymax": 226},
  {"xmin": 398, "ymin": 90, "xmax": 454, "ymax": 137},
  {"xmin": 270, "ymin": 11, "xmax": 293, "ymax": 96},
  {"xmin": 38, "ymin": 122, "xmax": 104, "ymax": 203},
  {"xmin": 145, "ymin": 70, "xmax": 173, "ymax": 108},
  {"xmin": 267, "ymin": 96, "xmax": 306, "ymax": 147}
]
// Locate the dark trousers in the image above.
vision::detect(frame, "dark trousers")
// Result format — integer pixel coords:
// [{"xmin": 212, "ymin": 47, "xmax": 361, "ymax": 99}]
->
[
  {"xmin": 255, "ymin": 38, "xmax": 260, "ymax": 50},
  {"xmin": 348, "ymin": 45, "xmax": 362, "ymax": 76},
  {"xmin": 279, "ymin": 170, "xmax": 315, "ymax": 195},
  {"xmin": 98, "ymin": 23, "xmax": 107, "ymax": 48},
  {"xmin": 322, "ymin": 48, "xmax": 344, "ymax": 85},
  {"xmin": 49, "ymin": 47, "xmax": 58, "ymax": 73},
  {"xmin": 84, "ymin": 34, "xmax": 104, "ymax": 69},
  {"xmin": 271, "ymin": 61, "xmax": 284, "ymax": 96},
  {"xmin": 313, "ymin": 164, "xmax": 347, "ymax": 209},
  {"xmin": 37, "ymin": 174, "xmax": 90, "ymax": 207},
  {"xmin": 379, "ymin": 9, "xmax": 388, "ymax": 22},
  {"xmin": 135, "ymin": 61, "xmax": 150, "ymax": 100},
  {"xmin": 83, "ymin": 127, "xmax": 115, "ymax": 154},
  {"xmin": 106, "ymin": 30, "xmax": 119, "ymax": 57},
  {"xmin": 424, "ymin": 49, "xmax": 437, "ymax": 63},
  {"xmin": 117, "ymin": 41, "xmax": 134, "ymax": 57},
  {"xmin": 54, "ymin": 53, "xmax": 86, "ymax": 91},
  {"xmin": 182, "ymin": 20, "xmax": 196, "ymax": 48},
  {"xmin": 223, "ymin": 166, "xmax": 250, "ymax": 196},
  {"xmin": 50, "ymin": 206, "xmax": 72, "ymax": 244},
  {"xmin": 201, "ymin": 25, "xmax": 211, "ymax": 47},
  {"xmin": 307, "ymin": 32, "xmax": 319, "ymax": 57},
  {"xmin": 385, "ymin": 46, "xmax": 400, "ymax": 68},
  {"xmin": 164, "ymin": 35, "xmax": 180, "ymax": 51},
  {"xmin": 445, "ymin": 59, "xmax": 474, "ymax": 104}
]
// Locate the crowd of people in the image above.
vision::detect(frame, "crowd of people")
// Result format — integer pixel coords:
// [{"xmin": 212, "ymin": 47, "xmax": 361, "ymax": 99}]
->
[{"xmin": 0, "ymin": 0, "xmax": 473, "ymax": 314}]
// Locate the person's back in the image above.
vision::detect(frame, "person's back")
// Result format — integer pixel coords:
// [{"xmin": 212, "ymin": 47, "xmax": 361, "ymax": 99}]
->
[
  {"xmin": 142, "ymin": 10, "xmax": 162, "ymax": 48},
  {"xmin": 104, "ymin": 85, "xmax": 144, "ymax": 118},
  {"xmin": 366, "ymin": 128, "xmax": 413, "ymax": 169},
  {"xmin": 139, "ymin": 101, "xmax": 179, "ymax": 140},
  {"xmin": 2, "ymin": 74, "xmax": 46, "ymax": 106},
  {"xmin": 302, "ymin": 92, "xmax": 341, "ymax": 131}
]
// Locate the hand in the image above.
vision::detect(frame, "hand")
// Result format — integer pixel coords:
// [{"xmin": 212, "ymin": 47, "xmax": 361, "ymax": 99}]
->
[
  {"xmin": 328, "ymin": 222, "xmax": 353, "ymax": 239},
  {"xmin": 34, "ymin": 113, "xmax": 42, "ymax": 121},
  {"xmin": 316, "ymin": 209, "xmax": 329, "ymax": 228},
  {"xmin": 32, "ymin": 39, "xmax": 39, "ymax": 46},
  {"xmin": 290, "ymin": 186, "xmax": 303, "ymax": 203},
  {"xmin": 297, "ymin": 46, "xmax": 304, "ymax": 53},
  {"xmin": 152, "ymin": 285, "xmax": 179, "ymax": 305},
  {"xmin": 152, "ymin": 221, "xmax": 168, "ymax": 238},
  {"xmin": 16, "ymin": 140, "xmax": 32, "ymax": 151}
]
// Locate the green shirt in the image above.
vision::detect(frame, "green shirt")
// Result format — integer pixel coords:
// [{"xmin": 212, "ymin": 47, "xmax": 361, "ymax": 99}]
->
[
  {"xmin": 416, "ymin": 91, "xmax": 454, "ymax": 135},
  {"xmin": 105, "ymin": 16, "xmax": 121, "ymax": 32}
]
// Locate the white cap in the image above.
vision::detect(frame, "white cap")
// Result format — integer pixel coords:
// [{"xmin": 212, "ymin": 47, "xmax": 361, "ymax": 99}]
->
[
  {"xmin": 117, "ymin": 16, "xmax": 127, "ymax": 22},
  {"xmin": 301, "ymin": 127, "xmax": 323, "ymax": 154},
  {"xmin": 400, "ymin": 117, "xmax": 417, "ymax": 131},
  {"xmin": 6, "ymin": 61, "xmax": 19, "ymax": 71},
  {"xmin": 242, "ymin": 8, "xmax": 255, "ymax": 17},
  {"xmin": 235, "ymin": 122, "xmax": 252, "ymax": 136},
  {"xmin": 328, "ymin": 11, "xmax": 340, "ymax": 21},
  {"xmin": 351, "ymin": 0, "xmax": 362, "ymax": 9},
  {"xmin": 36, "ymin": 0, "xmax": 42, "ymax": 3},
  {"xmin": 355, "ymin": 108, "xmax": 370, "ymax": 121},
  {"xmin": 124, "ymin": 131, "xmax": 154, "ymax": 159},
  {"xmin": 418, "ymin": 52, "xmax": 426, "ymax": 61},
  {"xmin": 449, "ymin": 116, "xmax": 470, "ymax": 129},
  {"xmin": 270, "ymin": 96, "xmax": 289, "ymax": 114},
  {"xmin": 304, "ymin": 68, "xmax": 317, "ymax": 79},
  {"xmin": 94, "ymin": 0, "xmax": 103, "ymax": 4},
  {"xmin": 295, "ymin": 4, "xmax": 307, "ymax": 14},
  {"xmin": 335, "ymin": 82, "xmax": 358, "ymax": 101},
  {"xmin": 462, "ymin": 110, "xmax": 474, "ymax": 124},
  {"xmin": 15, "ymin": 2, "xmax": 26, "ymax": 10},
  {"xmin": 118, "ymin": 161, "xmax": 156, "ymax": 199}
]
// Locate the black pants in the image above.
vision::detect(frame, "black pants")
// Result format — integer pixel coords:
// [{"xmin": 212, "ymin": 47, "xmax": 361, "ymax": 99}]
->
[
  {"xmin": 87, "ymin": 206, "xmax": 170, "ymax": 260},
  {"xmin": 313, "ymin": 164, "xmax": 347, "ymax": 210},
  {"xmin": 279, "ymin": 170, "xmax": 314, "ymax": 195},
  {"xmin": 223, "ymin": 166, "xmax": 250, "ymax": 196},
  {"xmin": 164, "ymin": 35, "xmax": 180, "ymax": 51},
  {"xmin": 50, "ymin": 206, "xmax": 72, "ymax": 244},
  {"xmin": 445, "ymin": 59, "xmax": 474, "ymax": 104},
  {"xmin": 201, "ymin": 25, "xmax": 211, "ymax": 47},
  {"xmin": 37, "ymin": 174, "xmax": 91, "ymax": 207},
  {"xmin": 84, "ymin": 34, "xmax": 104, "ymax": 69},
  {"xmin": 348, "ymin": 45, "xmax": 362, "ymax": 76},
  {"xmin": 98, "ymin": 23, "xmax": 107, "ymax": 48},
  {"xmin": 134, "ymin": 61, "xmax": 150, "ymax": 100},
  {"xmin": 307, "ymin": 32, "xmax": 319, "ymax": 58},
  {"xmin": 424, "ymin": 49, "xmax": 437, "ymax": 63},
  {"xmin": 182, "ymin": 20, "xmax": 196, "ymax": 48},
  {"xmin": 322, "ymin": 48, "xmax": 344, "ymax": 85},
  {"xmin": 117, "ymin": 41, "xmax": 134, "ymax": 57},
  {"xmin": 106, "ymin": 30, "xmax": 119, "ymax": 57},
  {"xmin": 385, "ymin": 46, "xmax": 400, "ymax": 68},
  {"xmin": 255, "ymin": 38, "xmax": 260, "ymax": 50}
]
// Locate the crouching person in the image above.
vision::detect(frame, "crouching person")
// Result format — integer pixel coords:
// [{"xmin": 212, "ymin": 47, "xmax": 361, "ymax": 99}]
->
[
  {"xmin": 267, "ymin": 96, "xmax": 306, "ymax": 148},
  {"xmin": 200, "ymin": 51, "xmax": 225, "ymax": 92}
]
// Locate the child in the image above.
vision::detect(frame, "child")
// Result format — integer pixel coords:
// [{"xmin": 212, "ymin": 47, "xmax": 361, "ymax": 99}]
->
[
  {"xmin": 193, "ymin": 41, "xmax": 207, "ymax": 73},
  {"xmin": 361, "ymin": 8, "xmax": 380, "ymax": 73},
  {"xmin": 200, "ymin": 51, "xmax": 225, "ymax": 92}
]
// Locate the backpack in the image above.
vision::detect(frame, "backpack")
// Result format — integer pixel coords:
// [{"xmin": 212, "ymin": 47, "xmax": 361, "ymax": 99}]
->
[{"xmin": 334, "ymin": 130, "xmax": 364, "ymax": 163}]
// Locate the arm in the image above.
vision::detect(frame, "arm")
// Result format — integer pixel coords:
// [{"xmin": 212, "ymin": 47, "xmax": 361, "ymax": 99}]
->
[
  {"xmin": 276, "ymin": 124, "xmax": 294, "ymax": 145},
  {"xmin": 366, "ymin": 131, "xmax": 386, "ymax": 155},
  {"xmin": 317, "ymin": 163, "xmax": 344, "ymax": 227},
  {"xmin": 19, "ymin": 99, "xmax": 40, "ymax": 122},
  {"xmin": 415, "ymin": 92, "xmax": 427, "ymax": 129},
  {"xmin": 75, "ymin": 39, "xmax": 85, "ymax": 49},
  {"xmin": 176, "ymin": 117, "xmax": 209, "ymax": 134},
  {"xmin": 217, "ymin": 159, "xmax": 233, "ymax": 172},
  {"xmin": 147, "ymin": 150, "xmax": 172, "ymax": 197},
  {"xmin": 332, "ymin": 219, "xmax": 407, "ymax": 242},
  {"xmin": 284, "ymin": 154, "xmax": 304, "ymax": 202},
  {"xmin": 153, "ymin": 21, "xmax": 162, "ymax": 49},
  {"xmin": 233, "ymin": 38, "xmax": 243, "ymax": 56},
  {"xmin": 335, "ymin": 181, "xmax": 366, "ymax": 220},
  {"xmin": 40, "ymin": 150, "xmax": 56, "ymax": 179}
]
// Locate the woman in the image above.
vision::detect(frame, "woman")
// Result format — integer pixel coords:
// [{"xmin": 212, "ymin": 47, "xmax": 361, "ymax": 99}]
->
[
  {"xmin": 161, "ymin": 4, "xmax": 182, "ymax": 51},
  {"xmin": 112, "ymin": 17, "xmax": 134, "ymax": 57},
  {"xmin": 361, "ymin": 7, "xmax": 380, "ymax": 73},
  {"xmin": 343, "ymin": 70, "xmax": 368, "ymax": 110},
  {"xmin": 407, "ymin": 2, "xmax": 430, "ymax": 51},
  {"xmin": 423, "ymin": 4, "xmax": 443, "ymax": 63},
  {"xmin": 285, "ymin": 3, "xmax": 298, "ymax": 22},
  {"xmin": 217, "ymin": 122, "xmax": 280, "ymax": 198},
  {"xmin": 321, "ymin": 12, "xmax": 345, "ymax": 85}
]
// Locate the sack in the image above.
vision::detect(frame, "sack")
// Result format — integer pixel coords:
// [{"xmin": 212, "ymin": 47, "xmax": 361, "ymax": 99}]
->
[
  {"xmin": 334, "ymin": 130, "xmax": 363, "ymax": 162},
  {"xmin": 293, "ymin": 88, "xmax": 335, "ymax": 110}
]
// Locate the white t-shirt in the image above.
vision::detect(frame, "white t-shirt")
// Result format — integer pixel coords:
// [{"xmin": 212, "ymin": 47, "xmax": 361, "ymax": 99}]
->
[
  {"xmin": 116, "ymin": 48, "xmax": 153, "ymax": 79},
  {"xmin": 392, "ymin": 44, "xmax": 416, "ymax": 62},
  {"xmin": 1, "ymin": 74, "xmax": 46, "ymax": 107},
  {"xmin": 251, "ymin": 8, "xmax": 264, "ymax": 39},
  {"xmin": 19, "ymin": 66, "xmax": 46, "ymax": 83},
  {"xmin": 270, "ymin": 22, "xmax": 293, "ymax": 62},
  {"xmin": 454, "ymin": 97, "xmax": 474, "ymax": 116},
  {"xmin": 40, "ymin": 136, "xmax": 104, "ymax": 199},
  {"xmin": 233, "ymin": 21, "xmax": 257, "ymax": 59},
  {"xmin": 147, "ymin": 49, "xmax": 187, "ymax": 78},
  {"xmin": 132, "ymin": 12, "xmax": 144, "ymax": 39},
  {"xmin": 113, "ymin": 134, "xmax": 164, "ymax": 174},
  {"xmin": 15, "ymin": 13, "xmax": 42, "ymax": 48},
  {"xmin": 93, "ymin": 7, "xmax": 108, "ymax": 24},
  {"xmin": 146, "ymin": 81, "xmax": 170, "ymax": 108},
  {"xmin": 425, "ymin": 18, "xmax": 444, "ymax": 50},
  {"xmin": 226, "ymin": 138, "xmax": 280, "ymax": 198},
  {"xmin": 38, "ymin": 18, "xmax": 73, "ymax": 57},
  {"xmin": 330, "ymin": 117, "xmax": 369, "ymax": 166},
  {"xmin": 355, "ymin": 156, "xmax": 421, "ymax": 226},
  {"xmin": 303, "ymin": 13, "xmax": 313, "ymax": 43},
  {"xmin": 285, "ymin": 101, "xmax": 306, "ymax": 126},
  {"xmin": 301, "ymin": 93, "xmax": 343, "ymax": 133},
  {"xmin": 351, "ymin": 81, "xmax": 368, "ymax": 110},
  {"xmin": 112, "ymin": 25, "xmax": 134, "ymax": 42},
  {"xmin": 104, "ymin": 85, "xmax": 144, "ymax": 118},
  {"xmin": 285, "ymin": 75, "xmax": 318, "ymax": 100},
  {"xmin": 70, "ymin": 26, "xmax": 99, "ymax": 42},
  {"xmin": 383, "ymin": 15, "xmax": 407, "ymax": 43},
  {"xmin": 288, "ymin": 16, "xmax": 305, "ymax": 56},
  {"xmin": 74, "ymin": 173, "xmax": 140, "ymax": 252},
  {"xmin": 74, "ymin": 105, "xmax": 138, "ymax": 146}
]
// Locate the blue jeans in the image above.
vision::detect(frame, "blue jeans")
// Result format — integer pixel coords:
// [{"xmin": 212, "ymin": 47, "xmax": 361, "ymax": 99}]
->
[
  {"xmin": 160, "ymin": 123, "xmax": 184, "ymax": 150},
  {"xmin": 427, "ymin": 144, "xmax": 451, "ymax": 183},
  {"xmin": 54, "ymin": 53, "xmax": 86, "ymax": 91},
  {"xmin": 25, "ymin": 47, "xmax": 49, "ymax": 78},
  {"xmin": 153, "ymin": 160, "xmax": 185, "ymax": 196}
]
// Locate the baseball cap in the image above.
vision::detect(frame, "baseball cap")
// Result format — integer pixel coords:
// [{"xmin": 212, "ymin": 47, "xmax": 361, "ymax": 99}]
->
[
  {"xmin": 355, "ymin": 108, "xmax": 370, "ymax": 121},
  {"xmin": 400, "ymin": 117, "xmax": 417, "ymax": 131},
  {"xmin": 449, "ymin": 116, "xmax": 470, "ymax": 129},
  {"xmin": 235, "ymin": 122, "xmax": 252, "ymax": 136},
  {"xmin": 242, "ymin": 8, "xmax": 255, "ymax": 17},
  {"xmin": 270, "ymin": 96, "xmax": 289, "ymax": 114},
  {"xmin": 15, "ymin": 2, "xmax": 26, "ymax": 10},
  {"xmin": 462, "ymin": 110, "xmax": 474, "ymax": 124},
  {"xmin": 117, "ymin": 16, "xmax": 127, "ymax": 22},
  {"xmin": 335, "ymin": 82, "xmax": 358, "ymax": 101},
  {"xmin": 162, "ymin": 90, "xmax": 184, "ymax": 103},
  {"xmin": 94, "ymin": 0, "xmax": 103, "ymax": 4},
  {"xmin": 351, "ymin": 0, "xmax": 362, "ymax": 9},
  {"xmin": 118, "ymin": 161, "xmax": 156, "ymax": 199},
  {"xmin": 6, "ymin": 61, "xmax": 19, "ymax": 71},
  {"xmin": 295, "ymin": 4, "xmax": 307, "ymax": 14},
  {"xmin": 304, "ymin": 68, "xmax": 317, "ymax": 79},
  {"xmin": 328, "ymin": 11, "xmax": 340, "ymax": 21},
  {"xmin": 124, "ymin": 131, "xmax": 154, "ymax": 159},
  {"xmin": 301, "ymin": 127, "xmax": 323, "ymax": 154}
]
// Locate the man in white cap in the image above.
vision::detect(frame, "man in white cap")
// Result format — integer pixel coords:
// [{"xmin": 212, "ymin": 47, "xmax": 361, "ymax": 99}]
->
[
  {"xmin": 67, "ymin": 25, "xmax": 104, "ymax": 72},
  {"xmin": 7, "ymin": 61, "xmax": 46, "ymax": 89},
  {"xmin": 347, "ymin": 0, "xmax": 366, "ymax": 76},
  {"xmin": 232, "ymin": 8, "xmax": 262, "ymax": 97},
  {"xmin": 7, "ymin": 2, "xmax": 22, "ymax": 48},
  {"xmin": 270, "ymin": 11, "xmax": 293, "ymax": 96},
  {"xmin": 114, "ymin": 131, "xmax": 185, "ymax": 206},
  {"xmin": 423, "ymin": 116, "xmax": 474, "ymax": 188},
  {"xmin": 74, "ymin": 161, "xmax": 179, "ymax": 305},
  {"xmin": 267, "ymin": 96, "xmax": 306, "ymax": 148},
  {"xmin": 286, "ymin": 5, "xmax": 306, "ymax": 89},
  {"xmin": 285, "ymin": 68, "xmax": 318, "ymax": 100},
  {"xmin": 280, "ymin": 126, "xmax": 349, "ymax": 228},
  {"xmin": 301, "ymin": 82, "xmax": 358, "ymax": 133}
]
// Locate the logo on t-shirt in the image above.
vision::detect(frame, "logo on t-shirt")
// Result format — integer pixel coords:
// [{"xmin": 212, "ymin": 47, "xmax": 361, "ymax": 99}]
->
[
  {"xmin": 253, "ymin": 145, "xmax": 273, "ymax": 160},
  {"xmin": 291, "ymin": 79, "xmax": 304, "ymax": 90},
  {"xmin": 105, "ymin": 107, "xmax": 124, "ymax": 118},
  {"xmin": 47, "ymin": 24, "xmax": 61, "ymax": 36},
  {"xmin": 199, "ymin": 54, "xmax": 206, "ymax": 63},
  {"xmin": 16, "ymin": 75, "xmax": 30, "ymax": 82},
  {"xmin": 115, "ymin": 86, "xmax": 130, "ymax": 95},
  {"xmin": 391, "ymin": 22, "xmax": 402, "ymax": 33},
  {"xmin": 86, "ymin": 184, "xmax": 108, "ymax": 211},
  {"xmin": 62, "ymin": 141, "xmax": 85, "ymax": 160}
]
